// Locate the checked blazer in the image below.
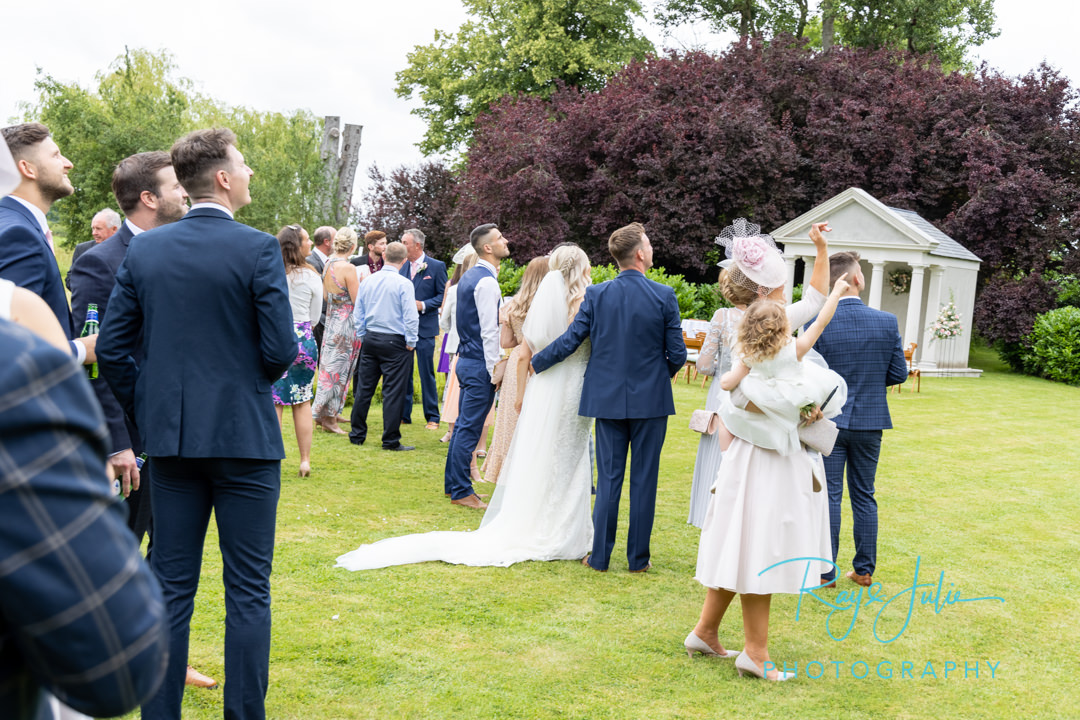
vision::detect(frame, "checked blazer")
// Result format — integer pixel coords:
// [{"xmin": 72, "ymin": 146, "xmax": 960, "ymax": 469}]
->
[
  {"xmin": 811, "ymin": 297, "xmax": 910, "ymax": 430},
  {"xmin": 0, "ymin": 319, "xmax": 166, "ymax": 720}
]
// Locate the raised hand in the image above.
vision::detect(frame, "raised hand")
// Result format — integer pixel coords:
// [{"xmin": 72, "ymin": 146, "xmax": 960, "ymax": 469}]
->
[
  {"xmin": 830, "ymin": 272, "xmax": 850, "ymax": 298},
  {"xmin": 809, "ymin": 222, "xmax": 831, "ymax": 247}
]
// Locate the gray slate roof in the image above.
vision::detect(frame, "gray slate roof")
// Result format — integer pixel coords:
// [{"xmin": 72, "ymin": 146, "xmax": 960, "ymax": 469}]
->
[{"xmin": 888, "ymin": 207, "xmax": 981, "ymax": 262}]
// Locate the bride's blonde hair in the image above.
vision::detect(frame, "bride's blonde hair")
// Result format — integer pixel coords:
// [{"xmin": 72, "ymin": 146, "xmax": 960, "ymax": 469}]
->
[{"xmin": 549, "ymin": 244, "xmax": 590, "ymax": 322}]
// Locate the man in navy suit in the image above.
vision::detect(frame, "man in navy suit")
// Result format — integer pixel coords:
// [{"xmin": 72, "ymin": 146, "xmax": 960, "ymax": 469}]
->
[
  {"xmin": 812, "ymin": 251, "xmax": 909, "ymax": 588},
  {"xmin": 0, "ymin": 123, "xmax": 96, "ymax": 365},
  {"xmin": 70, "ymin": 150, "xmax": 189, "ymax": 549},
  {"xmin": 532, "ymin": 223, "xmax": 686, "ymax": 572},
  {"xmin": 66, "ymin": 207, "xmax": 121, "ymax": 288},
  {"xmin": 400, "ymin": 228, "xmax": 447, "ymax": 429},
  {"xmin": 97, "ymin": 128, "xmax": 297, "ymax": 720}
]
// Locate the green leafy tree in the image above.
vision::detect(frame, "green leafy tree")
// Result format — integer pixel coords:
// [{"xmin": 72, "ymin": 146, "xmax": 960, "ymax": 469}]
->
[
  {"xmin": 31, "ymin": 48, "xmax": 334, "ymax": 244},
  {"xmin": 657, "ymin": 0, "xmax": 997, "ymax": 68},
  {"xmin": 397, "ymin": 0, "xmax": 654, "ymax": 155}
]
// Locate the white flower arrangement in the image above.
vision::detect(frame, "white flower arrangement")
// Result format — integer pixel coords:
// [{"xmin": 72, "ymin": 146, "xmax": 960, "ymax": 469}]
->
[{"xmin": 929, "ymin": 294, "xmax": 963, "ymax": 341}]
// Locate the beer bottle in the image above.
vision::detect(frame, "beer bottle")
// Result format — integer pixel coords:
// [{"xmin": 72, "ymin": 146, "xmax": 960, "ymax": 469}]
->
[{"xmin": 82, "ymin": 303, "xmax": 100, "ymax": 379}]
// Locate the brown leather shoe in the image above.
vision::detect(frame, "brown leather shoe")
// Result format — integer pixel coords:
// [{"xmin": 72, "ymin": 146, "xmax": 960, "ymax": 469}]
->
[
  {"xmin": 450, "ymin": 494, "xmax": 488, "ymax": 509},
  {"xmin": 426, "ymin": 421, "xmax": 440, "ymax": 430},
  {"xmin": 581, "ymin": 555, "xmax": 606, "ymax": 572},
  {"xmin": 186, "ymin": 665, "xmax": 218, "ymax": 689},
  {"xmin": 846, "ymin": 570, "xmax": 872, "ymax": 587},
  {"xmin": 629, "ymin": 562, "xmax": 653, "ymax": 574}
]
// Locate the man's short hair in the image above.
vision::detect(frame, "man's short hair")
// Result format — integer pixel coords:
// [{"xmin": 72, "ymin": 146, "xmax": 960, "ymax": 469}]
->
[
  {"xmin": 1, "ymin": 122, "xmax": 51, "ymax": 162},
  {"xmin": 364, "ymin": 230, "xmax": 386, "ymax": 250},
  {"xmin": 830, "ymin": 250, "xmax": 861, "ymax": 287},
  {"xmin": 403, "ymin": 228, "xmax": 425, "ymax": 248},
  {"xmin": 92, "ymin": 208, "xmax": 122, "ymax": 229},
  {"xmin": 111, "ymin": 151, "xmax": 173, "ymax": 214},
  {"xmin": 608, "ymin": 222, "xmax": 645, "ymax": 267},
  {"xmin": 470, "ymin": 223, "xmax": 498, "ymax": 253},
  {"xmin": 312, "ymin": 226, "xmax": 335, "ymax": 247},
  {"xmin": 170, "ymin": 128, "xmax": 237, "ymax": 198},
  {"xmin": 383, "ymin": 241, "xmax": 407, "ymax": 264}
]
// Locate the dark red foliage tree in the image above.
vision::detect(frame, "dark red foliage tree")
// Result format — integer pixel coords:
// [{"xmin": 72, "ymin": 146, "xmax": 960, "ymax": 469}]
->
[
  {"xmin": 354, "ymin": 161, "xmax": 463, "ymax": 262},
  {"xmin": 454, "ymin": 40, "xmax": 1080, "ymax": 288}
]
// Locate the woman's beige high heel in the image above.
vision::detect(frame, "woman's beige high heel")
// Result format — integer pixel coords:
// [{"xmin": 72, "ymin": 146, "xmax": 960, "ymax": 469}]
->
[
  {"xmin": 734, "ymin": 651, "xmax": 794, "ymax": 681},
  {"xmin": 684, "ymin": 632, "xmax": 739, "ymax": 659},
  {"xmin": 298, "ymin": 461, "xmax": 311, "ymax": 478}
]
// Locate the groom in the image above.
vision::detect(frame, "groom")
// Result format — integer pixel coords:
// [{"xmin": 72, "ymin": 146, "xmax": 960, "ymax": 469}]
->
[{"xmin": 532, "ymin": 223, "xmax": 685, "ymax": 572}]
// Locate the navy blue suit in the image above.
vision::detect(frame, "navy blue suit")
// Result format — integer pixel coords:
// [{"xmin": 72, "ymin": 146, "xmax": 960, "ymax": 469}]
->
[
  {"xmin": 811, "ymin": 297, "xmax": 908, "ymax": 581},
  {"xmin": 401, "ymin": 255, "xmax": 447, "ymax": 423},
  {"xmin": 97, "ymin": 206, "xmax": 297, "ymax": 720},
  {"xmin": 532, "ymin": 269, "xmax": 686, "ymax": 571},
  {"xmin": 0, "ymin": 196, "xmax": 74, "ymax": 337},
  {"xmin": 69, "ymin": 223, "xmax": 153, "ymax": 546}
]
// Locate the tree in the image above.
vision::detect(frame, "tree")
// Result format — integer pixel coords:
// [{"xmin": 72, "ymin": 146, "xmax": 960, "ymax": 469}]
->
[
  {"xmin": 354, "ymin": 161, "xmax": 463, "ymax": 261},
  {"xmin": 32, "ymin": 48, "xmax": 336, "ymax": 244},
  {"xmin": 453, "ymin": 43, "xmax": 1079, "ymax": 290},
  {"xmin": 396, "ymin": 0, "xmax": 654, "ymax": 155},
  {"xmin": 657, "ymin": 0, "xmax": 998, "ymax": 68}
]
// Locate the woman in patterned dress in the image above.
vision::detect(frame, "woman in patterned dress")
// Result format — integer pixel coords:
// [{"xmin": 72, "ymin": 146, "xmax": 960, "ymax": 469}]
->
[
  {"xmin": 311, "ymin": 227, "xmax": 361, "ymax": 435},
  {"xmin": 271, "ymin": 225, "xmax": 323, "ymax": 477}
]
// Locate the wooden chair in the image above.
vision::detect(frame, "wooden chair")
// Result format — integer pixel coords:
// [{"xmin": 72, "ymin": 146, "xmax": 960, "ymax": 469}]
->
[
  {"xmin": 890, "ymin": 342, "xmax": 921, "ymax": 393},
  {"xmin": 677, "ymin": 331, "xmax": 706, "ymax": 383}
]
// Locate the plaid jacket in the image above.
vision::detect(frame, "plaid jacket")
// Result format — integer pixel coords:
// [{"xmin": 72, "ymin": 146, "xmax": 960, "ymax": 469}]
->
[
  {"xmin": 0, "ymin": 318, "xmax": 166, "ymax": 720},
  {"xmin": 812, "ymin": 297, "xmax": 910, "ymax": 431}
]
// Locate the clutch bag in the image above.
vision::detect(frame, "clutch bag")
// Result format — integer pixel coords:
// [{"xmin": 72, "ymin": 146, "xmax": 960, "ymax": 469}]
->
[
  {"xmin": 689, "ymin": 409, "xmax": 720, "ymax": 435},
  {"xmin": 798, "ymin": 417, "xmax": 838, "ymax": 457}
]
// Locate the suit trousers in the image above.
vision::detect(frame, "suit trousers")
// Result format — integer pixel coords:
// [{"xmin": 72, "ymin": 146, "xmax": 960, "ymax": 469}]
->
[
  {"xmin": 140, "ymin": 457, "xmax": 280, "ymax": 720},
  {"xmin": 349, "ymin": 332, "xmax": 414, "ymax": 449},
  {"xmin": 126, "ymin": 460, "xmax": 154, "ymax": 555},
  {"xmin": 822, "ymin": 428, "xmax": 883, "ymax": 581},
  {"xmin": 404, "ymin": 335, "xmax": 439, "ymax": 424},
  {"xmin": 590, "ymin": 416, "xmax": 668, "ymax": 571},
  {"xmin": 443, "ymin": 357, "xmax": 494, "ymax": 500}
]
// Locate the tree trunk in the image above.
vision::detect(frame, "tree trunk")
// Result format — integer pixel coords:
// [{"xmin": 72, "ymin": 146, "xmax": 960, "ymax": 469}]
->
[
  {"xmin": 321, "ymin": 116, "xmax": 341, "ymax": 221},
  {"xmin": 795, "ymin": 0, "xmax": 809, "ymax": 38},
  {"xmin": 336, "ymin": 124, "xmax": 363, "ymax": 223},
  {"xmin": 821, "ymin": 0, "xmax": 836, "ymax": 50}
]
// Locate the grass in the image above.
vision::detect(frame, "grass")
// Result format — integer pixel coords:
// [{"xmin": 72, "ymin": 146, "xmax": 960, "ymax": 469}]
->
[{"xmin": 129, "ymin": 339, "xmax": 1080, "ymax": 720}]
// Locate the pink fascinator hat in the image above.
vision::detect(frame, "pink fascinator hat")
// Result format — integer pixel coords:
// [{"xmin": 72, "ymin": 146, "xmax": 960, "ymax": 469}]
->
[{"xmin": 714, "ymin": 218, "xmax": 787, "ymax": 294}]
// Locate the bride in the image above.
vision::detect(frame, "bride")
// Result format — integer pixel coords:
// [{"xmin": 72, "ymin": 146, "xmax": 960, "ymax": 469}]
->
[{"xmin": 336, "ymin": 244, "xmax": 594, "ymax": 570}]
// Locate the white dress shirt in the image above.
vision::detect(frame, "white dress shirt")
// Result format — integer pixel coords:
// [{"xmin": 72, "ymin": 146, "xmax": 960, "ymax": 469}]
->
[{"xmin": 473, "ymin": 259, "xmax": 502, "ymax": 376}]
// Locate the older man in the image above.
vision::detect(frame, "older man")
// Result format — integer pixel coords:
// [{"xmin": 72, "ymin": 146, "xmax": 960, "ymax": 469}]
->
[
  {"xmin": 306, "ymin": 225, "xmax": 335, "ymax": 349},
  {"xmin": 399, "ymin": 228, "xmax": 447, "ymax": 429},
  {"xmin": 349, "ymin": 241, "xmax": 419, "ymax": 451},
  {"xmin": 68, "ymin": 208, "xmax": 121, "ymax": 280}
]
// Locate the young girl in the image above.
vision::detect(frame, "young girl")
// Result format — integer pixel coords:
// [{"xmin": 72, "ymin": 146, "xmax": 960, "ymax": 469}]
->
[{"xmin": 717, "ymin": 273, "xmax": 851, "ymax": 457}]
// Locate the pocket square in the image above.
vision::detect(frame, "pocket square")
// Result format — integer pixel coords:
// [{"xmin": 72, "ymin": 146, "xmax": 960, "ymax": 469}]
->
[{"xmin": 422, "ymin": 275, "xmax": 432, "ymax": 280}]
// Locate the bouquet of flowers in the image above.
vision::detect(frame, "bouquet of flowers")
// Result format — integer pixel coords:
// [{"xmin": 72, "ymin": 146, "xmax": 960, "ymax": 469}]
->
[
  {"xmin": 888, "ymin": 269, "xmax": 911, "ymax": 294},
  {"xmin": 929, "ymin": 296, "xmax": 963, "ymax": 341}
]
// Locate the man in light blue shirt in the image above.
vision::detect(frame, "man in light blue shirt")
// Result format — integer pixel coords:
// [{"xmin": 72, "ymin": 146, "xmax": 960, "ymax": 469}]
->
[{"xmin": 350, "ymin": 241, "xmax": 420, "ymax": 451}]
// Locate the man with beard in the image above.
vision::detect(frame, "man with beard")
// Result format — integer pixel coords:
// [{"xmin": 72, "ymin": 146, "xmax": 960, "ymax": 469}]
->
[
  {"xmin": 0, "ymin": 124, "xmax": 95, "ymax": 364},
  {"xmin": 69, "ymin": 152, "xmax": 187, "ymax": 555}
]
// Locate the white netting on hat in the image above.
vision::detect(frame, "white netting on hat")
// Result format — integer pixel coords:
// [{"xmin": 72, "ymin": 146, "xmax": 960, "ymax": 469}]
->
[{"xmin": 714, "ymin": 218, "xmax": 785, "ymax": 295}]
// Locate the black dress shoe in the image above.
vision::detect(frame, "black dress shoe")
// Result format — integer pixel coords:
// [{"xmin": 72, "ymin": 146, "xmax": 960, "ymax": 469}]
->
[
  {"xmin": 383, "ymin": 444, "xmax": 416, "ymax": 451},
  {"xmin": 349, "ymin": 438, "xmax": 364, "ymax": 446},
  {"xmin": 401, "ymin": 418, "xmax": 412, "ymax": 425}
]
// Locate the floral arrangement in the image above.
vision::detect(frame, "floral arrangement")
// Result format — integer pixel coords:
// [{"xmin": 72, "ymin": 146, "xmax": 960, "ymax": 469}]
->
[
  {"xmin": 888, "ymin": 268, "xmax": 911, "ymax": 294},
  {"xmin": 930, "ymin": 295, "xmax": 963, "ymax": 341}
]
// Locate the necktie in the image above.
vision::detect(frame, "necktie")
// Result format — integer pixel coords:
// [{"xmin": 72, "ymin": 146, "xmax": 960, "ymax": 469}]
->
[
  {"xmin": 45, "ymin": 228, "xmax": 55, "ymax": 254},
  {"xmin": 410, "ymin": 262, "xmax": 417, "ymax": 280}
]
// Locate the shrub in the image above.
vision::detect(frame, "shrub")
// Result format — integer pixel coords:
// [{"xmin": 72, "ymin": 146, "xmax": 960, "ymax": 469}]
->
[{"xmin": 1023, "ymin": 307, "xmax": 1080, "ymax": 385}]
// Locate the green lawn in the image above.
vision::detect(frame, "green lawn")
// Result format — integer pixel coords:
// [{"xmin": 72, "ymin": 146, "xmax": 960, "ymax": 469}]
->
[{"xmin": 126, "ymin": 343, "xmax": 1079, "ymax": 719}]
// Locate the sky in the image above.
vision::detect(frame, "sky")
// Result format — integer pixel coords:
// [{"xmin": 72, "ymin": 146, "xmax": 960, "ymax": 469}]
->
[{"xmin": 2, "ymin": 0, "xmax": 1078, "ymax": 201}]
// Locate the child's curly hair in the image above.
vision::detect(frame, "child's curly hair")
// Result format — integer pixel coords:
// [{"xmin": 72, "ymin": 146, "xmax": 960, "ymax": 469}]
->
[{"xmin": 737, "ymin": 299, "xmax": 790, "ymax": 363}]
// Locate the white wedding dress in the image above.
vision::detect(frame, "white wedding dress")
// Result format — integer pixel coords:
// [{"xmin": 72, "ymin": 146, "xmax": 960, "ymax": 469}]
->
[{"xmin": 335, "ymin": 270, "xmax": 594, "ymax": 570}]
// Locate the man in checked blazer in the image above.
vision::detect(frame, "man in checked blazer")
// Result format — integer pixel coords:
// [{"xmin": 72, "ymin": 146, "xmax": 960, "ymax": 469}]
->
[
  {"xmin": 0, "ymin": 317, "xmax": 167, "ymax": 720},
  {"xmin": 811, "ymin": 251, "xmax": 909, "ymax": 588},
  {"xmin": 98, "ymin": 128, "xmax": 297, "ymax": 720}
]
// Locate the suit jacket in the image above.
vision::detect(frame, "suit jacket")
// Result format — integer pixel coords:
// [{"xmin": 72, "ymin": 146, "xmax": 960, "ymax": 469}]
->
[
  {"xmin": 400, "ymin": 254, "xmax": 447, "ymax": 339},
  {"xmin": 304, "ymin": 250, "xmax": 327, "ymax": 327},
  {"xmin": 0, "ymin": 196, "xmax": 74, "ymax": 338},
  {"xmin": 0, "ymin": 318, "xmax": 166, "ymax": 720},
  {"xmin": 66, "ymin": 240, "xmax": 96, "ymax": 289},
  {"xmin": 69, "ymin": 224, "xmax": 141, "ymax": 455},
  {"xmin": 97, "ymin": 207, "xmax": 298, "ymax": 459},
  {"xmin": 812, "ymin": 297, "xmax": 909, "ymax": 431},
  {"xmin": 532, "ymin": 269, "xmax": 686, "ymax": 420}
]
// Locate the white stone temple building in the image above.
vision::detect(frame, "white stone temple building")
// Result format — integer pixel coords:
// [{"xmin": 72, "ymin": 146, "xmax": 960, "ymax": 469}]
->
[{"xmin": 773, "ymin": 188, "xmax": 982, "ymax": 376}]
